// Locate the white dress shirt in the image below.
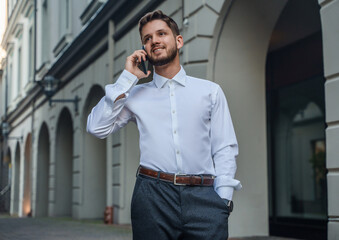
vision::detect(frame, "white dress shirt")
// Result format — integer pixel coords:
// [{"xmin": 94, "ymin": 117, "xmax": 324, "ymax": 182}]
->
[{"xmin": 87, "ymin": 66, "xmax": 242, "ymax": 200}]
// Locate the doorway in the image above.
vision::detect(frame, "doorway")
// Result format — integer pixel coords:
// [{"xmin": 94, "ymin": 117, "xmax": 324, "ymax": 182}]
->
[
  {"xmin": 55, "ymin": 108, "xmax": 73, "ymax": 216},
  {"xmin": 23, "ymin": 134, "xmax": 32, "ymax": 216},
  {"xmin": 266, "ymin": 0, "xmax": 327, "ymax": 239},
  {"xmin": 36, "ymin": 123, "xmax": 50, "ymax": 217},
  {"xmin": 82, "ymin": 86, "xmax": 106, "ymax": 219}
]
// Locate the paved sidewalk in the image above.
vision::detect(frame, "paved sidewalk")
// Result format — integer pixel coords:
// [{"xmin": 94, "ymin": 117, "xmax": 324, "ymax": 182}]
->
[
  {"xmin": 0, "ymin": 214, "xmax": 132, "ymax": 240},
  {"xmin": 0, "ymin": 214, "xmax": 298, "ymax": 240}
]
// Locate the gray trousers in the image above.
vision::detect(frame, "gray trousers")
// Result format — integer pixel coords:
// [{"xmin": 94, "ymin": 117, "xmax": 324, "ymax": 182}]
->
[{"xmin": 131, "ymin": 174, "xmax": 230, "ymax": 240}]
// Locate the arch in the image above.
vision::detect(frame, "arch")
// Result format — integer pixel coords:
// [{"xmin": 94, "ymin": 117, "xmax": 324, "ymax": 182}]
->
[
  {"xmin": 36, "ymin": 122, "xmax": 50, "ymax": 217},
  {"xmin": 13, "ymin": 142, "xmax": 21, "ymax": 215},
  {"xmin": 82, "ymin": 85, "xmax": 105, "ymax": 119},
  {"xmin": 293, "ymin": 102, "xmax": 323, "ymax": 123},
  {"xmin": 208, "ymin": 0, "xmax": 288, "ymax": 236},
  {"xmin": 55, "ymin": 107, "xmax": 74, "ymax": 216},
  {"xmin": 23, "ymin": 133, "xmax": 32, "ymax": 216},
  {"xmin": 81, "ymin": 85, "xmax": 107, "ymax": 218}
]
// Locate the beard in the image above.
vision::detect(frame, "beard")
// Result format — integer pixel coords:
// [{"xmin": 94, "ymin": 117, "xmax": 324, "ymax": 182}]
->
[{"xmin": 148, "ymin": 44, "xmax": 178, "ymax": 66}]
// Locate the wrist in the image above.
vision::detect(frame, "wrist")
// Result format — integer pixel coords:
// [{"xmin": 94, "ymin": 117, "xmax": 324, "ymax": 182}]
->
[{"xmin": 222, "ymin": 199, "xmax": 234, "ymax": 213}]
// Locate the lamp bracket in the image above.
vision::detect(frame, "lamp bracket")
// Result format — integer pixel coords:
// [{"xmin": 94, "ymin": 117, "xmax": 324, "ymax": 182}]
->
[{"xmin": 49, "ymin": 95, "xmax": 80, "ymax": 113}]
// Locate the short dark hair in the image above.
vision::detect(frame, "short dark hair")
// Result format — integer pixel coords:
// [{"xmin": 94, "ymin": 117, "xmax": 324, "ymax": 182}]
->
[{"xmin": 139, "ymin": 10, "xmax": 180, "ymax": 38}]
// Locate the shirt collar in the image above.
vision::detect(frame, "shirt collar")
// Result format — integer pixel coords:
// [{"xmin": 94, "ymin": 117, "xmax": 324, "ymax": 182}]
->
[{"xmin": 153, "ymin": 66, "xmax": 186, "ymax": 88}]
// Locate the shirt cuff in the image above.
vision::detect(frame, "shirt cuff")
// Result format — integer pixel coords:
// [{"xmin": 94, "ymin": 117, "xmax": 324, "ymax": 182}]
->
[
  {"xmin": 215, "ymin": 186, "xmax": 234, "ymax": 200},
  {"xmin": 105, "ymin": 70, "xmax": 138, "ymax": 104},
  {"xmin": 214, "ymin": 175, "xmax": 242, "ymax": 200},
  {"xmin": 117, "ymin": 69, "xmax": 138, "ymax": 85},
  {"xmin": 116, "ymin": 69, "xmax": 139, "ymax": 89}
]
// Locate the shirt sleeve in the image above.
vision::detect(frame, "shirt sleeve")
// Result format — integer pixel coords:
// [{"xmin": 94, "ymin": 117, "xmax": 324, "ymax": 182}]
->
[
  {"xmin": 86, "ymin": 70, "xmax": 138, "ymax": 139},
  {"xmin": 211, "ymin": 85, "xmax": 242, "ymax": 200}
]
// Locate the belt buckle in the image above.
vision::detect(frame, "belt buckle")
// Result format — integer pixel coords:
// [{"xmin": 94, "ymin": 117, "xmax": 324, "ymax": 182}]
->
[{"xmin": 174, "ymin": 173, "xmax": 187, "ymax": 186}]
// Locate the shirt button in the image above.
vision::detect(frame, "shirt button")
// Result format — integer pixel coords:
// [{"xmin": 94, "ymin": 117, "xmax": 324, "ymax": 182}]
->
[
  {"xmin": 171, "ymin": 93, "xmax": 174, "ymax": 96},
  {"xmin": 176, "ymin": 150, "xmax": 180, "ymax": 154},
  {"xmin": 172, "ymin": 110, "xmax": 175, "ymax": 114},
  {"xmin": 174, "ymin": 130, "xmax": 176, "ymax": 134}
]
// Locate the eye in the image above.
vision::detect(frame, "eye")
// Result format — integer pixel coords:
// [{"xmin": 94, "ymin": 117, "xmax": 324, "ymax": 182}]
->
[{"xmin": 144, "ymin": 37, "xmax": 151, "ymax": 43}]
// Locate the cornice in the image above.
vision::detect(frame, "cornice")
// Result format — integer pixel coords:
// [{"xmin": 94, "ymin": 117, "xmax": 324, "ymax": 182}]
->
[
  {"xmin": 53, "ymin": 34, "xmax": 73, "ymax": 57},
  {"xmin": 6, "ymin": 42, "xmax": 14, "ymax": 55},
  {"xmin": 22, "ymin": 0, "xmax": 34, "ymax": 17},
  {"xmin": 12, "ymin": 23, "xmax": 23, "ymax": 38},
  {"xmin": 80, "ymin": 0, "xmax": 105, "ymax": 26},
  {"xmin": 1, "ymin": 58, "xmax": 6, "ymax": 68}
]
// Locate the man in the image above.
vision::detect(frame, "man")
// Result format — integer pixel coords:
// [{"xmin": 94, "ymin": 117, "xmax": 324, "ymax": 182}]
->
[{"xmin": 87, "ymin": 10, "xmax": 241, "ymax": 240}]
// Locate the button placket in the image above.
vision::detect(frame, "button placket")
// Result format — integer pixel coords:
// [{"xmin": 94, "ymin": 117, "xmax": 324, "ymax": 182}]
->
[{"xmin": 169, "ymin": 81, "xmax": 183, "ymax": 173}]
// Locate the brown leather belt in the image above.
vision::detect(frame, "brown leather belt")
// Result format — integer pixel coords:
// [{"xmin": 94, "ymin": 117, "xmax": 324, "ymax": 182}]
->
[{"xmin": 137, "ymin": 166, "xmax": 215, "ymax": 186}]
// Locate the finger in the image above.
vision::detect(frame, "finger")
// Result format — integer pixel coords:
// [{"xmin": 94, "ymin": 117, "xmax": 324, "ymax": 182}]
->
[
  {"xmin": 141, "ymin": 48, "xmax": 147, "ymax": 55},
  {"xmin": 133, "ymin": 50, "xmax": 146, "ymax": 57},
  {"xmin": 132, "ymin": 52, "xmax": 143, "ymax": 61},
  {"xmin": 127, "ymin": 50, "xmax": 147, "ymax": 67},
  {"xmin": 139, "ymin": 70, "xmax": 151, "ymax": 79},
  {"xmin": 137, "ymin": 50, "xmax": 147, "ymax": 58},
  {"xmin": 128, "ymin": 55, "xmax": 138, "ymax": 64}
]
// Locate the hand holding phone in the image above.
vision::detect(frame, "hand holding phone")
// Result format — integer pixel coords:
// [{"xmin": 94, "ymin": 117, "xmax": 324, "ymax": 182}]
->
[{"xmin": 125, "ymin": 47, "xmax": 150, "ymax": 79}]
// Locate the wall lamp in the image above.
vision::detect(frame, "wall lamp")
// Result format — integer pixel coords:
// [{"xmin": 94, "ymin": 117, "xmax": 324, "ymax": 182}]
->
[
  {"xmin": 1, "ymin": 122, "xmax": 23, "ymax": 142},
  {"xmin": 40, "ymin": 75, "xmax": 80, "ymax": 113}
]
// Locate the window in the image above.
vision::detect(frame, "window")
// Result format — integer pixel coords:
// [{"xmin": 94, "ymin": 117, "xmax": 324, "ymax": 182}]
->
[
  {"xmin": 267, "ymin": 32, "xmax": 326, "ymax": 239},
  {"xmin": 8, "ymin": 62, "xmax": 12, "ymax": 102},
  {"xmin": 28, "ymin": 27, "xmax": 34, "ymax": 81},
  {"xmin": 17, "ymin": 47, "xmax": 21, "ymax": 95},
  {"xmin": 271, "ymin": 77, "xmax": 326, "ymax": 220},
  {"xmin": 41, "ymin": 0, "xmax": 49, "ymax": 63},
  {"xmin": 59, "ymin": 0, "xmax": 70, "ymax": 37},
  {"xmin": 53, "ymin": 0, "xmax": 72, "ymax": 56}
]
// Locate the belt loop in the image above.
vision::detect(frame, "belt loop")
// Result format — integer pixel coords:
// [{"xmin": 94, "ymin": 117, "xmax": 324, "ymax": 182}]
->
[
  {"xmin": 200, "ymin": 175, "xmax": 204, "ymax": 186},
  {"xmin": 136, "ymin": 166, "xmax": 141, "ymax": 177},
  {"xmin": 157, "ymin": 171, "xmax": 161, "ymax": 183}
]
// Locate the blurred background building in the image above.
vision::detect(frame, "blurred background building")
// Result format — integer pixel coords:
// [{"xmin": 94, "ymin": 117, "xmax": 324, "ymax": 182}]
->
[{"xmin": 0, "ymin": 0, "xmax": 338, "ymax": 239}]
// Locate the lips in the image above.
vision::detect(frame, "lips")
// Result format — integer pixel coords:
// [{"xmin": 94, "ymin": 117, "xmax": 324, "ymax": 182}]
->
[{"xmin": 152, "ymin": 46, "xmax": 165, "ymax": 53}]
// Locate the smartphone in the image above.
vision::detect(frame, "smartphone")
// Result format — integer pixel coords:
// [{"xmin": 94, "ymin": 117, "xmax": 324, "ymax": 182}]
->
[{"xmin": 140, "ymin": 46, "xmax": 148, "ymax": 74}]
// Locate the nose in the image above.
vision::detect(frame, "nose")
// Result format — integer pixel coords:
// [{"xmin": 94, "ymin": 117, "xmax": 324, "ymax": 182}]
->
[{"xmin": 151, "ymin": 34, "xmax": 161, "ymax": 45}]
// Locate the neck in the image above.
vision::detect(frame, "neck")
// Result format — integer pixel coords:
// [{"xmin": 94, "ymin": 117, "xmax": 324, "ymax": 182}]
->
[{"xmin": 154, "ymin": 58, "xmax": 181, "ymax": 79}]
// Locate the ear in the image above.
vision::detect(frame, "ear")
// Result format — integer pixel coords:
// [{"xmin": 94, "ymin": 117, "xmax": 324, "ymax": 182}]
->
[{"xmin": 176, "ymin": 35, "xmax": 184, "ymax": 50}]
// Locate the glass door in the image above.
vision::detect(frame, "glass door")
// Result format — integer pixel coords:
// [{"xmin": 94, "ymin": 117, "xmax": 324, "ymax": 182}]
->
[{"xmin": 267, "ymin": 33, "xmax": 327, "ymax": 240}]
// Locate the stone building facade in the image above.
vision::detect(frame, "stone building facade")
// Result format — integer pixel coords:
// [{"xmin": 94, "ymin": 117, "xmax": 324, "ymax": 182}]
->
[{"xmin": 0, "ymin": 0, "xmax": 338, "ymax": 239}]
